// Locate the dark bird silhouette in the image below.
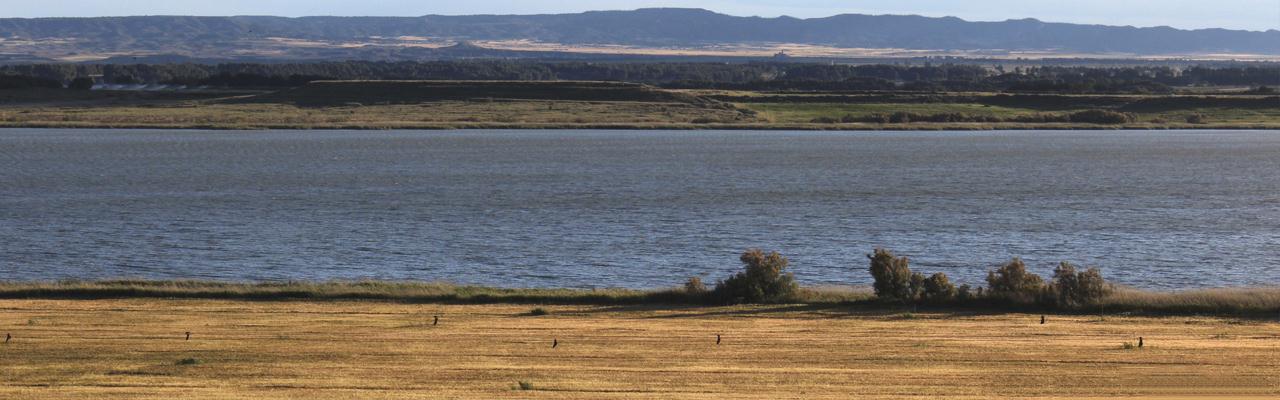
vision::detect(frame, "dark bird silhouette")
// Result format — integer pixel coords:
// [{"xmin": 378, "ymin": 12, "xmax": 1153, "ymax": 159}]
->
[
  {"xmin": 1139, "ymin": 337, "xmax": 1144, "ymax": 348},
  {"xmin": 433, "ymin": 316, "xmax": 439, "ymax": 326},
  {"xmin": 552, "ymin": 338, "xmax": 558, "ymax": 349},
  {"xmin": 716, "ymin": 334, "xmax": 721, "ymax": 345},
  {"xmin": 185, "ymin": 332, "xmax": 191, "ymax": 341},
  {"xmin": 1041, "ymin": 315, "xmax": 1046, "ymax": 325}
]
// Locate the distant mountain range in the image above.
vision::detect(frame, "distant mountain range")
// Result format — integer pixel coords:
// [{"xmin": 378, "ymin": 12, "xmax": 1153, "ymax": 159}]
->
[{"xmin": 1, "ymin": 8, "xmax": 1277, "ymax": 62}]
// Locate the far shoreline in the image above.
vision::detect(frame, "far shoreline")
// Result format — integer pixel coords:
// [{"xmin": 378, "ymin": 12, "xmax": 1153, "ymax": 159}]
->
[{"xmin": 2, "ymin": 122, "xmax": 1278, "ymax": 131}]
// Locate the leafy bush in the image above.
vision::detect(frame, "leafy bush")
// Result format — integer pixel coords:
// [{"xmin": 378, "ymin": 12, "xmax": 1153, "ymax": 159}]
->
[
  {"xmin": 956, "ymin": 284, "xmax": 975, "ymax": 301},
  {"xmin": 1050, "ymin": 262, "xmax": 1110, "ymax": 308},
  {"xmin": 68, "ymin": 77, "xmax": 95, "ymax": 90},
  {"xmin": 0, "ymin": 75, "xmax": 63, "ymax": 89},
  {"xmin": 684, "ymin": 277, "xmax": 708, "ymax": 295},
  {"xmin": 921, "ymin": 273, "xmax": 958, "ymax": 303},
  {"xmin": 809, "ymin": 116, "xmax": 839, "ymax": 124},
  {"xmin": 714, "ymin": 249, "xmax": 799, "ymax": 304},
  {"xmin": 868, "ymin": 248, "xmax": 915, "ymax": 302},
  {"xmin": 528, "ymin": 307, "xmax": 549, "ymax": 316},
  {"xmin": 176, "ymin": 358, "xmax": 200, "ymax": 366},
  {"xmin": 862, "ymin": 113, "xmax": 892, "ymax": 123},
  {"xmin": 909, "ymin": 272, "xmax": 926, "ymax": 299},
  {"xmin": 986, "ymin": 258, "xmax": 1046, "ymax": 303},
  {"xmin": 1068, "ymin": 110, "xmax": 1133, "ymax": 124}
]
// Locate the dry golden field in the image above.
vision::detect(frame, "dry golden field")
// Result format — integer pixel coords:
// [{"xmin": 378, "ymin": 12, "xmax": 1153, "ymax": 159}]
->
[{"xmin": 0, "ymin": 299, "xmax": 1277, "ymax": 399}]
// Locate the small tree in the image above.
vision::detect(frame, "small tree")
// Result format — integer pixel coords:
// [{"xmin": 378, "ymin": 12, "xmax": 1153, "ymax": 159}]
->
[
  {"xmin": 868, "ymin": 248, "xmax": 914, "ymax": 302},
  {"xmin": 986, "ymin": 258, "xmax": 1045, "ymax": 304},
  {"xmin": 921, "ymin": 273, "xmax": 958, "ymax": 303},
  {"xmin": 1050, "ymin": 262, "xmax": 1110, "ymax": 308},
  {"xmin": 714, "ymin": 249, "xmax": 798, "ymax": 304}
]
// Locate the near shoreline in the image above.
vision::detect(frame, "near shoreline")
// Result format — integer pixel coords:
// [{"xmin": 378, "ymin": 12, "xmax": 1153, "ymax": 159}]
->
[{"xmin": 2, "ymin": 281, "xmax": 1277, "ymax": 317}]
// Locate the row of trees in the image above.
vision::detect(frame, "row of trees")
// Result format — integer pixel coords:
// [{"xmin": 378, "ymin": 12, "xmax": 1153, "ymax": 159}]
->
[
  {"xmin": 2, "ymin": 61, "xmax": 1276, "ymax": 93},
  {"xmin": 697, "ymin": 248, "xmax": 1111, "ymax": 309}
]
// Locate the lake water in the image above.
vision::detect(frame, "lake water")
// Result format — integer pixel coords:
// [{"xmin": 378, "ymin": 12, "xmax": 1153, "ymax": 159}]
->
[{"xmin": 1, "ymin": 129, "xmax": 1277, "ymax": 290}]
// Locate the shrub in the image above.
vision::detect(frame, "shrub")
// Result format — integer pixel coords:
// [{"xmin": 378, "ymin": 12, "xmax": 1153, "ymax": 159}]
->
[
  {"xmin": 986, "ymin": 258, "xmax": 1045, "ymax": 303},
  {"xmin": 714, "ymin": 249, "xmax": 799, "ymax": 304},
  {"xmin": 516, "ymin": 381, "xmax": 535, "ymax": 390},
  {"xmin": 1050, "ymin": 262, "xmax": 1110, "ymax": 308},
  {"xmin": 68, "ymin": 77, "xmax": 95, "ymax": 90},
  {"xmin": 909, "ymin": 272, "xmax": 926, "ymax": 299},
  {"xmin": 684, "ymin": 277, "xmax": 708, "ymax": 295},
  {"xmin": 868, "ymin": 248, "xmax": 915, "ymax": 302},
  {"xmin": 809, "ymin": 116, "xmax": 839, "ymax": 124},
  {"xmin": 863, "ymin": 113, "xmax": 892, "ymax": 124},
  {"xmin": 889, "ymin": 111, "xmax": 914, "ymax": 123},
  {"xmin": 1186, "ymin": 113, "xmax": 1207, "ymax": 124},
  {"xmin": 0, "ymin": 75, "xmax": 63, "ymax": 89},
  {"xmin": 956, "ymin": 284, "xmax": 975, "ymax": 301},
  {"xmin": 176, "ymin": 358, "xmax": 200, "ymax": 366},
  {"xmin": 528, "ymin": 307, "xmax": 549, "ymax": 316},
  {"xmin": 921, "ymin": 273, "xmax": 958, "ymax": 303},
  {"xmin": 1068, "ymin": 110, "xmax": 1133, "ymax": 124}
]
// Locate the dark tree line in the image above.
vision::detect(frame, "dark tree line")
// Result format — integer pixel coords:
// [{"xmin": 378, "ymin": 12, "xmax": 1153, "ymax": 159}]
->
[{"xmin": 1, "ymin": 61, "xmax": 1276, "ymax": 93}]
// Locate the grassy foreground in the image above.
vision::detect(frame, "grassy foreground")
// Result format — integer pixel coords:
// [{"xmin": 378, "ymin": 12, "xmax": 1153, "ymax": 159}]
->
[{"xmin": 0, "ymin": 299, "xmax": 1277, "ymax": 399}]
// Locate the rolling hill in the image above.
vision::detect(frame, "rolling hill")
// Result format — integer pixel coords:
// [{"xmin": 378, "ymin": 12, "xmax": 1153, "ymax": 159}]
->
[{"xmin": 0, "ymin": 8, "xmax": 1277, "ymax": 61}]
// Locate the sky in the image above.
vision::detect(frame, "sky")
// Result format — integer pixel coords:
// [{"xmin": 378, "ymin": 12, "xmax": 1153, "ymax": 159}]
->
[{"xmin": 2, "ymin": 0, "xmax": 1277, "ymax": 31}]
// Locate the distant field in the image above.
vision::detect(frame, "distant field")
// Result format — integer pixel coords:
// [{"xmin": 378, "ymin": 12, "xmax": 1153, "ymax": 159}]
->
[
  {"xmin": 0, "ymin": 299, "xmax": 1276, "ymax": 399},
  {"xmin": 245, "ymin": 80, "xmax": 720, "ymax": 106},
  {"xmin": 729, "ymin": 92, "xmax": 1280, "ymax": 126},
  {"xmin": 0, "ymin": 101, "xmax": 753, "ymax": 129}
]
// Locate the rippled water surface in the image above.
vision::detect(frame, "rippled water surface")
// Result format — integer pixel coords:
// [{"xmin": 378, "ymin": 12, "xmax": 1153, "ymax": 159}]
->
[{"xmin": 2, "ymin": 129, "xmax": 1277, "ymax": 289}]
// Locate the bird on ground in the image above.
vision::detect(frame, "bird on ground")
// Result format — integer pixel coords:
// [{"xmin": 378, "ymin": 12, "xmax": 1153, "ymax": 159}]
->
[
  {"xmin": 1041, "ymin": 315, "xmax": 1046, "ymax": 324},
  {"xmin": 716, "ymin": 334, "xmax": 721, "ymax": 345},
  {"xmin": 1139, "ymin": 337, "xmax": 1144, "ymax": 348},
  {"xmin": 552, "ymin": 338, "xmax": 558, "ymax": 349},
  {"xmin": 185, "ymin": 332, "xmax": 191, "ymax": 341},
  {"xmin": 433, "ymin": 316, "xmax": 439, "ymax": 326}
]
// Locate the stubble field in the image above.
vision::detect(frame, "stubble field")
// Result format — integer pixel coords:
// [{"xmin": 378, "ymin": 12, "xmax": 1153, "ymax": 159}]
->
[{"xmin": 1, "ymin": 299, "xmax": 1276, "ymax": 399}]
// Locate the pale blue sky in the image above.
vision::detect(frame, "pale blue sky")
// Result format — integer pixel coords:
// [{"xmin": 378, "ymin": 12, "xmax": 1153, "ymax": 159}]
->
[{"xmin": 3, "ymin": 0, "xmax": 1277, "ymax": 31}]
